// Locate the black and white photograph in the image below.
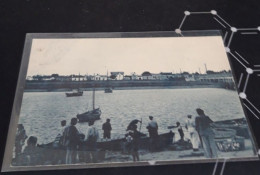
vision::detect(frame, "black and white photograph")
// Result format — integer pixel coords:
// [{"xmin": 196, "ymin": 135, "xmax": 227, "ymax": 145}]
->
[{"xmin": 2, "ymin": 33, "xmax": 258, "ymax": 171}]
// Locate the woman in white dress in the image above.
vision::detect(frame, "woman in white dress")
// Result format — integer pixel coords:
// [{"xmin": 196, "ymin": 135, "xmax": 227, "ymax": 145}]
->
[{"xmin": 185, "ymin": 115, "xmax": 200, "ymax": 151}]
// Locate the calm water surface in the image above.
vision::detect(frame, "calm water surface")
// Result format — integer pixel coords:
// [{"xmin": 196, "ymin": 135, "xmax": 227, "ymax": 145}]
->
[{"xmin": 18, "ymin": 88, "xmax": 246, "ymax": 144}]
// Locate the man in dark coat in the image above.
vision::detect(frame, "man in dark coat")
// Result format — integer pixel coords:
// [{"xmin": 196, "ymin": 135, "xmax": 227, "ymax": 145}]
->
[
  {"xmin": 195, "ymin": 108, "xmax": 217, "ymax": 158},
  {"xmin": 102, "ymin": 119, "xmax": 112, "ymax": 139},
  {"xmin": 64, "ymin": 118, "xmax": 80, "ymax": 164},
  {"xmin": 22, "ymin": 136, "xmax": 41, "ymax": 166},
  {"xmin": 129, "ymin": 125, "xmax": 141, "ymax": 162},
  {"xmin": 126, "ymin": 119, "xmax": 142, "ymax": 131}
]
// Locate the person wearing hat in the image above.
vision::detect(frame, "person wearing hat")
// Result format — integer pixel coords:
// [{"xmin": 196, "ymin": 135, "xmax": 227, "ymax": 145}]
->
[
  {"xmin": 185, "ymin": 115, "xmax": 199, "ymax": 151},
  {"xmin": 146, "ymin": 116, "xmax": 158, "ymax": 151},
  {"xmin": 195, "ymin": 108, "xmax": 217, "ymax": 158}
]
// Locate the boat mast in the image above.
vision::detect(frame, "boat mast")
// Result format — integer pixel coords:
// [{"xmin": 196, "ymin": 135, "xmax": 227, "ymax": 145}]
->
[
  {"xmin": 93, "ymin": 88, "xmax": 95, "ymax": 110},
  {"xmin": 78, "ymin": 73, "xmax": 80, "ymax": 90},
  {"xmin": 106, "ymin": 70, "xmax": 109, "ymax": 87}
]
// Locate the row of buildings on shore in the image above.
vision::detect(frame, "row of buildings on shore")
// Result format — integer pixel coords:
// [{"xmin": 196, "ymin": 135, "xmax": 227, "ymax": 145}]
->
[{"xmin": 26, "ymin": 70, "xmax": 234, "ymax": 83}]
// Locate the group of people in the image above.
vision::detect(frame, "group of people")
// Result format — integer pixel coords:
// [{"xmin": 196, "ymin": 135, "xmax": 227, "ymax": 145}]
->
[
  {"xmin": 169, "ymin": 108, "xmax": 218, "ymax": 158},
  {"xmin": 57, "ymin": 118, "xmax": 101, "ymax": 164},
  {"xmin": 124, "ymin": 116, "xmax": 159, "ymax": 161},
  {"xmin": 14, "ymin": 124, "xmax": 41, "ymax": 165},
  {"xmin": 54, "ymin": 118, "xmax": 113, "ymax": 164},
  {"xmin": 14, "ymin": 107, "xmax": 218, "ymax": 166}
]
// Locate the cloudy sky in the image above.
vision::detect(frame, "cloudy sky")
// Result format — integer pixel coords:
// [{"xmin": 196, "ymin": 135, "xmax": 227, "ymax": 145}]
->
[{"xmin": 27, "ymin": 36, "xmax": 230, "ymax": 76}]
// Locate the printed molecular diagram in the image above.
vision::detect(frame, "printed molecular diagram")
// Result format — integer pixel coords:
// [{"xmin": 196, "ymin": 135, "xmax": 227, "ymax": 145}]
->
[{"xmin": 175, "ymin": 10, "xmax": 260, "ymax": 120}]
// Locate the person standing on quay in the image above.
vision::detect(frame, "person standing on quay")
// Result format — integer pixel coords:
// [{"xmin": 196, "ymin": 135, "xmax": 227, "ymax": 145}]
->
[
  {"xmin": 146, "ymin": 116, "xmax": 158, "ymax": 151},
  {"xmin": 15, "ymin": 124, "xmax": 28, "ymax": 159},
  {"xmin": 130, "ymin": 125, "xmax": 140, "ymax": 162},
  {"xmin": 102, "ymin": 118, "xmax": 112, "ymax": 139},
  {"xmin": 147, "ymin": 116, "xmax": 158, "ymax": 137},
  {"xmin": 23, "ymin": 136, "xmax": 41, "ymax": 166},
  {"xmin": 185, "ymin": 115, "xmax": 200, "ymax": 151},
  {"xmin": 64, "ymin": 118, "xmax": 80, "ymax": 164},
  {"xmin": 55, "ymin": 120, "xmax": 67, "ymax": 164},
  {"xmin": 195, "ymin": 108, "xmax": 218, "ymax": 158},
  {"xmin": 86, "ymin": 120, "xmax": 99, "ymax": 163}
]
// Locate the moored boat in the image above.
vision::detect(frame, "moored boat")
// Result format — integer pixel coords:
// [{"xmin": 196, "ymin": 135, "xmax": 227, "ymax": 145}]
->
[
  {"xmin": 214, "ymin": 118, "xmax": 250, "ymax": 138},
  {"xmin": 65, "ymin": 89, "xmax": 83, "ymax": 97},
  {"xmin": 77, "ymin": 88, "xmax": 101, "ymax": 122},
  {"xmin": 104, "ymin": 88, "xmax": 113, "ymax": 93},
  {"xmin": 97, "ymin": 131, "xmax": 175, "ymax": 151},
  {"xmin": 31, "ymin": 131, "xmax": 174, "ymax": 165},
  {"xmin": 65, "ymin": 74, "xmax": 83, "ymax": 97},
  {"xmin": 38, "ymin": 131, "xmax": 175, "ymax": 151},
  {"xmin": 77, "ymin": 108, "xmax": 101, "ymax": 122}
]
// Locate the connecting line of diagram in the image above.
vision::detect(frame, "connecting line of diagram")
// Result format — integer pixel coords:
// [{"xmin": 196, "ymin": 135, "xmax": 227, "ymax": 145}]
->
[
  {"xmin": 212, "ymin": 158, "xmax": 228, "ymax": 175},
  {"xmin": 175, "ymin": 10, "xmax": 260, "ymax": 120}
]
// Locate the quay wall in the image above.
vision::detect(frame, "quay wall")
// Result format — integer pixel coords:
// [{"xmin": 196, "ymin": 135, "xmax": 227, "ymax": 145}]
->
[{"xmin": 24, "ymin": 80, "xmax": 235, "ymax": 92}]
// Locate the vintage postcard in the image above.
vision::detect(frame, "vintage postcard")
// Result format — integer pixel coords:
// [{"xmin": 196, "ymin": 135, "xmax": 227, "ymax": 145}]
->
[{"xmin": 2, "ymin": 32, "xmax": 258, "ymax": 171}]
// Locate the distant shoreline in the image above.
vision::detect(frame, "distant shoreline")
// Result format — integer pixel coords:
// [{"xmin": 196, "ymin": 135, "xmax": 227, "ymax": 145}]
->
[
  {"xmin": 24, "ymin": 80, "xmax": 235, "ymax": 92},
  {"xmin": 23, "ymin": 85, "xmax": 232, "ymax": 92}
]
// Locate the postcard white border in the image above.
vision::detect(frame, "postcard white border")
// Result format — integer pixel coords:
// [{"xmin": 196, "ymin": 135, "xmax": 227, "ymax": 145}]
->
[{"xmin": 2, "ymin": 31, "xmax": 259, "ymax": 172}]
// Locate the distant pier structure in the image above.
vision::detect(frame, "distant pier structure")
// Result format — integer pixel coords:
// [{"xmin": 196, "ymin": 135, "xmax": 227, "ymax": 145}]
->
[
  {"xmin": 199, "ymin": 73, "xmax": 233, "ymax": 83},
  {"xmin": 199, "ymin": 72, "xmax": 235, "ymax": 90}
]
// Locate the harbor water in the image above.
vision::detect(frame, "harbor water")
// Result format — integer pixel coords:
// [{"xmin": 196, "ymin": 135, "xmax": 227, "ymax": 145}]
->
[{"xmin": 18, "ymin": 88, "xmax": 246, "ymax": 144}]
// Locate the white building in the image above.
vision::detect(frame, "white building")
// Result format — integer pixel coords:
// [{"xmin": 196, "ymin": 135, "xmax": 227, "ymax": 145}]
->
[
  {"xmin": 92, "ymin": 74, "xmax": 108, "ymax": 81},
  {"xmin": 142, "ymin": 71, "xmax": 153, "ymax": 80},
  {"xmin": 131, "ymin": 73, "xmax": 143, "ymax": 80},
  {"xmin": 123, "ymin": 75, "xmax": 132, "ymax": 80},
  {"xmin": 158, "ymin": 72, "xmax": 174, "ymax": 80},
  {"xmin": 71, "ymin": 75, "xmax": 87, "ymax": 81},
  {"xmin": 111, "ymin": 72, "xmax": 124, "ymax": 80},
  {"xmin": 184, "ymin": 74, "xmax": 196, "ymax": 81}
]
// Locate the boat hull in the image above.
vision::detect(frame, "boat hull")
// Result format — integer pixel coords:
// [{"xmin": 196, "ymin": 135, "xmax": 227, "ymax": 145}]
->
[
  {"xmin": 214, "ymin": 118, "xmax": 250, "ymax": 138},
  {"xmin": 97, "ymin": 131, "xmax": 175, "ymax": 151},
  {"xmin": 39, "ymin": 131, "xmax": 175, "ymax": 151},
  {"xmin": 104, "ymin": 88, "xmax": 113, "ymax": 93},
  {"xmin": 77, "ymin": 108, "xmax": 101, "ymax": 122},
  {"xmin": 66, "ymin": 91, "xmax": 83, "ymax": 97}
]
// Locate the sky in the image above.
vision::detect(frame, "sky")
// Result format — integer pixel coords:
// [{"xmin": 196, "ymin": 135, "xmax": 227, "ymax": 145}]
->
[{"xmin": 27, "ymin": 36, "xmax": 231, "ymax": 76}]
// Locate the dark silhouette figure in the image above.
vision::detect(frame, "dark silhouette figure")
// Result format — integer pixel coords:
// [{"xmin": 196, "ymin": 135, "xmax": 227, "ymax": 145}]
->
[
  {"xmin": 64, "ymin": 118, "xmax": 80, "ymax": 164},
  {"xmin": 86, "ymin": 120, "xmax": 99, "ymax": 163},
  {"xmin": 195, "ymin": 108, "xmax": 217, "ymax": 158},
  {"xmin": 15, "ymin": 124, "xmax": 27, "ymax": 159},
  {"xmin": 129, "ymin": 125, "xmax": 141, "ymax": 162},
  {"xmin": 146, "ymin": 116, "xmax": 159, "ymax": 151},
  {"xmin": 176, "ymin": 122, "xmax": 184, "ymax": 141},
  {"xmin": 102, "ymin": 119, "xmax": 112, "ymax": 139},
  {"xmin": 23, "ymin": 136, "xmax": 41, "ymax": 166}
]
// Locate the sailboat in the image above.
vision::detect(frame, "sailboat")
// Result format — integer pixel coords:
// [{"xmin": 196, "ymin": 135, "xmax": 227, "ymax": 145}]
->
[
  {"xmin": 104, "ymin": 87, "xmax": 113, "ymax": 93},
  {"xmin": 66, "ymin": 74, "xmax": 83, "ymax": 97},
  {"xmin": 65, "ymin": 89, "xmax": 83, "ymax": 97},
  {"xmin": 77, "ymin": 88, "xmax": 101, "ymax": 122},
  {"xmin": 104, "ymin": 71, "xmax": 113, "ymax": 93}
]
